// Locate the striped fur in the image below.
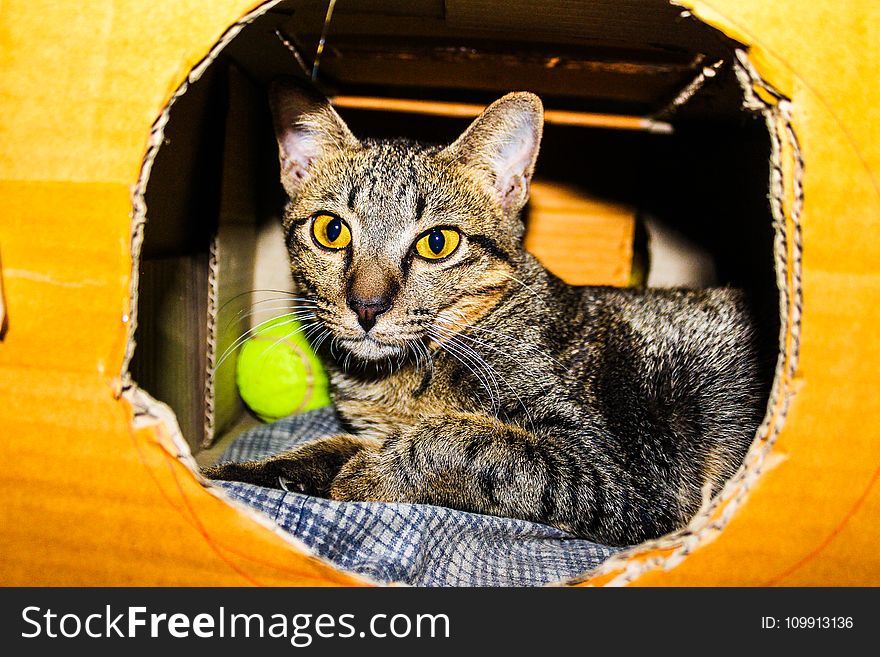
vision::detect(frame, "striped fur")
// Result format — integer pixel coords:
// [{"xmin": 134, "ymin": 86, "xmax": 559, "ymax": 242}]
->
[{"xmin": 204, "ymin": 84, "xmax": 771, "ymax": 546}]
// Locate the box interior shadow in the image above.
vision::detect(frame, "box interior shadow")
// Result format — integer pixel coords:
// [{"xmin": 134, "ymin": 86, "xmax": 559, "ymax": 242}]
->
[{"xmin": 129, "ymin": 0, "xmax": 779, "ymax": 459}]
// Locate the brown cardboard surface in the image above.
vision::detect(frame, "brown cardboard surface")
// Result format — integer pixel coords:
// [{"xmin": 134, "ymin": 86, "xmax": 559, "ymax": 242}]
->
[
  {"xmin": 0, "ymin": 181, "xmax": 132, "ymax": 376},
  {"xmin": 0, "ymin": 0, "xmax": 878, "ymax": 586},
  {"xmin": 258, "ymin": 0, "xmax": 737, "ymax": 117},
  {"xmin": 132, "ymin": 254, "xmax": 209, "ymax": 449},
  {"xmin": 0, "ymin": 248, "xmax": 7, "ymax": 334},
  {"xmin": 525, "ymin": 181, "xmax": 634, "ymax": 287}
]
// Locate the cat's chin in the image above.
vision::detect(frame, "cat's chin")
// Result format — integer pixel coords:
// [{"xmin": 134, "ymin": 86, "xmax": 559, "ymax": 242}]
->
[{"xmin": 339, "ymin": 336, "xmax": 406, "ymax": 362}]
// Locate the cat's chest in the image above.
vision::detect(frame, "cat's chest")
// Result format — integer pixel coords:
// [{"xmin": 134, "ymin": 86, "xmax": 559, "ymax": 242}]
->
[{"xmin": 330, "ymin": 366, "xmax": 459, "ymax": 439}]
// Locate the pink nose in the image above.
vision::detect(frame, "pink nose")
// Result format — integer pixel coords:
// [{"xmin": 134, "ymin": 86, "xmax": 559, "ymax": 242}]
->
[{"xmin": 347, "ymin": 295, "xmax": 392, "ymax": 332}]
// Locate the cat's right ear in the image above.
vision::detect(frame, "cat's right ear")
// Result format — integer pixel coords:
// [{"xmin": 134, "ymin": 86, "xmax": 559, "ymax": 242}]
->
[{"xmin": 269, "ymin": 80, "xmax": 359, "ymax": 197}]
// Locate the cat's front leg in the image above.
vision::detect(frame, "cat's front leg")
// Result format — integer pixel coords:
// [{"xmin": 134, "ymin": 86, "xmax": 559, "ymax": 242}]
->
[
  {"xmin": 203, "ymin": 434, "xmax": 380, "ymax": 496},
  {"xmin": 329, "ymin": 412, "xmax": 589, "ymax": 530}
]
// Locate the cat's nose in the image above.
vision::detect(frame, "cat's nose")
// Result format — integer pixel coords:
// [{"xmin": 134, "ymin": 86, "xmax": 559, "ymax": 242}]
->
[{"xmin": 348, "ymin": 294, "xmax": 392, "ymax": 332}]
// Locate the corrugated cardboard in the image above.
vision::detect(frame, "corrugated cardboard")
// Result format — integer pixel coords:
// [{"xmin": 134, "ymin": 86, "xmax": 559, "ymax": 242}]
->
[
  {"xmin": 525, "ymin": 181, "xmax": 635, "ymax": 287},
  {"xmin": 0, "ymin": 0, "xmax": 878, "ymax": 586}
]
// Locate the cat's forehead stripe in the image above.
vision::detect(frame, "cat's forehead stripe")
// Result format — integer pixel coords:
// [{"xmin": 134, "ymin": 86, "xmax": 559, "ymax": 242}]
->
[
  {"xmin": 347, "ymin": 182, "xmax": 359, "ymax": 211},
  {"xmin": 340, "ymin": 145, "xmax": 431, "ymax": 227}
]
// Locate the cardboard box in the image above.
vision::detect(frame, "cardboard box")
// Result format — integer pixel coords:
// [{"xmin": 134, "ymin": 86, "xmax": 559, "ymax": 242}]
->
[{"xmin": 1, "ymin": 0, "xmax": 878, "ymax": 585}]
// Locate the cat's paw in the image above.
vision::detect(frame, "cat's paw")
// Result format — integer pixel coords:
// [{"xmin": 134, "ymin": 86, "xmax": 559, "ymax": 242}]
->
[
  {"xmin": 202, "ymin": 435, "xmax": 369, "ymax": 496},
  {"xmin": 329, "ymin": 452, "xmax": 392, "ymax": 502},
  {"xmin": 201, "ymin": 460, "xmax": 292, "ymax": 490}
]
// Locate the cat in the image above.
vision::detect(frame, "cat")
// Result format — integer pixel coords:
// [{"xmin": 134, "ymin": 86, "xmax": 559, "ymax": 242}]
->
[{"xmin": 203, "ymin": 81, "xmax": 771, "ymax": 547}]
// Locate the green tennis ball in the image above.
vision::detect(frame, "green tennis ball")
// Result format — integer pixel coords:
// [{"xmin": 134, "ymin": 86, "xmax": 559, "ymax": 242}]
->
[{"xmin": 235, "ymin": 317, "xmax": 331, "ymax": 422}]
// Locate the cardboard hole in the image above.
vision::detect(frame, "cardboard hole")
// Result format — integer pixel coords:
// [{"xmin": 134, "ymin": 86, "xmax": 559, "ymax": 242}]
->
[{"xmin": 127, "ymin": 0, "xmax": 789, "ymax": 585}]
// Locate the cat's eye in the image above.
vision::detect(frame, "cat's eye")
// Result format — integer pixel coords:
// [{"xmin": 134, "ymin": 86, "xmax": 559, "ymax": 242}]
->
[
  {"xmin": 415, "ymin": 228, "xmax": 461, "ymax": 260},
  {"xmin": 312, "ymin": 213, "xmax": 352, "ymax": 250}
]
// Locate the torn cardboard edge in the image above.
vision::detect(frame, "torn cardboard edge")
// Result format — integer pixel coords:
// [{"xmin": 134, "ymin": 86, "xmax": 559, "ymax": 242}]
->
[
  {"xmin": 122, "ymin": 0, "xmax": 385, "ymax": 586},
  {"xmin": 203, "ymin": 235, "xmax": 221, "ymax": 447},
  {"xmin": 125, "ymin": 0, "xmax": 284, "ymax": 385},
  {"xmin": 0, "ymin": 246, "xmax": 7, "ymax": 339},
  {"xmin": 124, "ymin": 0, "xmax": 797, "ymax": 587},
  {"xmin": 572, "ymin": 50, "xmax": 803, "ymax": 587},
  {"xmin": 122, "ymin": 381, "xmax": 378, "ymax": 586},
  {"xmin": 126, "ymin": 0, "xmax": 286, "ymax": 444}
]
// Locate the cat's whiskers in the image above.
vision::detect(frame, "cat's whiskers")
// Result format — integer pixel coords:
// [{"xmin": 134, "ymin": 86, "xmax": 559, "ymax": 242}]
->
[
  {"xmin": 427, "ymin": 326, "xmax": 500, "ymax": 417},
  {"xmin": 412, "ymin": 339, "xmax": 433, "ymax": 373},
  {"xmin": 250, "ymin": 319, "xmax": 324, "ymax": 371},
  {"xmin": 310, "ymin": 326, "xmax": 334, "ymax": 354},
  {"xmin": 230, "ymin": 305, "xmax": 318, "ymax": 331},
  {"xmin": 437, "ymin": 313, "xmax": 571, "ymax": 375},
  {"xmin": 217, "ymin": 289, "xmax": 318, "ymax": 315},
  {"xmin": 422, "ymin": 340, "xmax": 435, "ymax": 374},
  {"xmin": 429, "ymin": 326, "xmax": 500, "ymax": 406},
  {"xmin": 427, "ymin": 336, "xmax": 497, "ymax": 417},
  {"xmin": 405, "ymin": 342, "xmax": 417, "ymax": 370},
  {"xmin": 440, "ymin": 334, "xmax": 506, "ymax": 422},
  {"xmin": 243, "ymin": 296, "xmax": 318, "ymax": 308},
  {"xmin": 221, "ymin": 299, "xmax": 316, "ymax": 336},
  {"xmin": 496, "ymin": 272, "xmax": 551, "ymax": 309},
  {"xmin": 431, "ymin": 324, "xmax": 537, "ymax": 435},
  {"xmin": 236, "ymin": 297, "xmax": 318, "ymax": 316},
  {"xmin": 302, "ymin": 323, "xmax": 330, "ymax": 358},
  {"xmin": 416, "ymin": 342, "xmax": 426, "ymax": 371},
  {"xmin": 237, "ymin": 307, "xmax": 317, "ymax": 328},
  {"xmin": 415, "ymin": 338, "xmax": 434, "ymax": 376},
  {"xmin": 400, "ymin": 337, "xmax": 417, "ymax": 369},
  {"xmin": 437, "ymin": 325, "xmax": 555, "ymax": 396},
  {"xmin": 216, "ymin": 311, "xmax": 318, "ymax": 369}
]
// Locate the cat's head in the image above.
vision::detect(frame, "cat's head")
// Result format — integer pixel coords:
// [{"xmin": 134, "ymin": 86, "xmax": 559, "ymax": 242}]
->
[{"xmin": 270, "ymin": 82, "xmax": 543, "ymax": 363}]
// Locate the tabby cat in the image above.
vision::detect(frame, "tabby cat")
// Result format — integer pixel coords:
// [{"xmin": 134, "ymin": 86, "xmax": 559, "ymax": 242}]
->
[{"xmin": 204, "ymin": 82, "xmax": 771, "ymax": 546}]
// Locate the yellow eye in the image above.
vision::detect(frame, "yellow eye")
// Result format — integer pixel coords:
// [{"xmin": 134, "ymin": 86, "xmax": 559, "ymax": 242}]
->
[
  {"xmin": 415, "ymin": 228, "xmax": 461, "ymax": 260},
  {"xmin": 312, "ymin": 213, "xmax": 351, "ymax": 250}
]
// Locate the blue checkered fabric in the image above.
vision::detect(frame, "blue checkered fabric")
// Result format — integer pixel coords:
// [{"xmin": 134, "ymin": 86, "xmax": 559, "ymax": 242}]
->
[{"xmin": 214, "ymin": 408, "xmax": 620, "ymax": 586}]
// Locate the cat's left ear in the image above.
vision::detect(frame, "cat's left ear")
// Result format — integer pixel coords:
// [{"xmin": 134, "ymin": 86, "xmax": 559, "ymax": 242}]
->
[{"xmin": 443, "ymin": 92, "xmax": 544, "ymax": 215}]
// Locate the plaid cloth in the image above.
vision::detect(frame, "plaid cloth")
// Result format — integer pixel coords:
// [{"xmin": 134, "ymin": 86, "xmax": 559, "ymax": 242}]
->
[{"xmin": 214, "ymin": 408, "xmax": 620, "ymax": 586}]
